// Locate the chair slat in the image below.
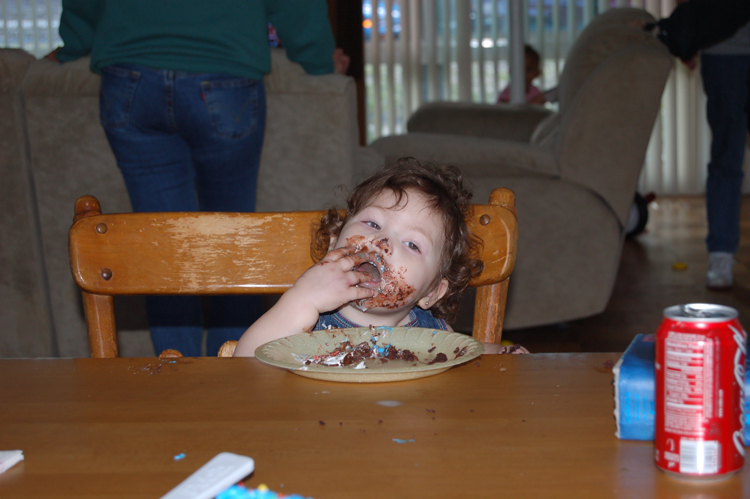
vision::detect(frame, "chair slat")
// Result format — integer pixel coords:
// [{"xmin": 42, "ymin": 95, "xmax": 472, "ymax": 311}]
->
[
  {"xmin": 70, "ymin": 206, "xmax": 516, "ymax": 294},
  {"xmin": 70, "ymin": 212, "xmax": 320, "ymax": 295}
]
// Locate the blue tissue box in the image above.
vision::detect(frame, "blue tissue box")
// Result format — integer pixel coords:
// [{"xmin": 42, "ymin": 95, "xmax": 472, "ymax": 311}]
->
[{"xmin": 613, "ymin": 333, "xmax": 750, "ymax": 445}]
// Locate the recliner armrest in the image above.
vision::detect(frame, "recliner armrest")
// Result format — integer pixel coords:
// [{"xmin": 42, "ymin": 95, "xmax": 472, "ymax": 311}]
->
[{"xmin": 407, "ymin": 101, "xmax": 552, "ymax": 143}]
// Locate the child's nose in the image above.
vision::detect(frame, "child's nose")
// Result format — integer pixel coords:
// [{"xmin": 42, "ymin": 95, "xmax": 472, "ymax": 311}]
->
[
  {"xmin": 375, "ymin": 237, "xmax": 390, "ymax": 248},
  {"xmin": 365, "ymin": 236, "xmax": 391, "ymax": 256}
]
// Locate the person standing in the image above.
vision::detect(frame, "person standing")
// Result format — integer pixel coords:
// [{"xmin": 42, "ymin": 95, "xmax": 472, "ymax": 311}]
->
[
  {"xmin": 496, "ymin": 44, "xmax": 546, "ymax": 105},
  {"xmin": 52, "ymin": 0, "xmax": 347, "ymax": 355},
  {"xmin": 700, "ymin": 22, "xmax": 750, "ymax": 288},
  {"xmin": 647, "ymin": 0, "xmax": 750, "ymax": 288}
]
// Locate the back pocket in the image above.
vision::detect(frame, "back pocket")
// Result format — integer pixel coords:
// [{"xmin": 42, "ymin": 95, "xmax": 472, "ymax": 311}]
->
[
  {"xmin": 201, "ymin": 77, "xmax": 260, "ymax": 140},
  {"xmin": 99, "ymin": 66, "xmax": 141, "ymax": 129}
]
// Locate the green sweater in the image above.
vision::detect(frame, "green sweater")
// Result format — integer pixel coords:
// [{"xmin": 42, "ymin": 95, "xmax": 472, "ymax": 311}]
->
[{"xmin": 57, "ymin": 0, "xmax": 335, "ymax": 79}]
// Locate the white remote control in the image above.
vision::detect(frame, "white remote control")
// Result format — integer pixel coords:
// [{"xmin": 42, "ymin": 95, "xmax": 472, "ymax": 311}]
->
[{"xmin": 160, "ymin": 452, "xmax": 255, "ymax": 499}]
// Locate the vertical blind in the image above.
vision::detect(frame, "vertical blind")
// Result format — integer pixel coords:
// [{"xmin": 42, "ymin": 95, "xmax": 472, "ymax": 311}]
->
[{"xmin": 1, "ymin": 0, "xmax": 61, "ymax": 57}]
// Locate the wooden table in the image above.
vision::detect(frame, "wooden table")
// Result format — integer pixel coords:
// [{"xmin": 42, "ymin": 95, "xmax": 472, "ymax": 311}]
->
[{"xmin": 0, "ymin": 353, "xmax": 747, "ymax": 498}]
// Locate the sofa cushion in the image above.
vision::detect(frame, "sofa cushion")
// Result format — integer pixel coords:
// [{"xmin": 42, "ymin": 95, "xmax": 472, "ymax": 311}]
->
[
  {"xmin": 0, "ymin": 48, "xmax": 36, "ymax": 93},
  {"xmin": 529, "ymin": 111, "xmax": 561, "ymax": 153},
  {"xmin": 20, "ymin": 49, "xmax": 352, "ymax": 98},
  {"xmin": 0, "ymin": 48, "xmax": 57, "ymax": 357},
  {"xmin": 265, "ymin": 48, "xmax": 351, "ymax": 95},
  {"xmin": 22, "ymin": 56, "xmax": 100, "ymax": 97}
]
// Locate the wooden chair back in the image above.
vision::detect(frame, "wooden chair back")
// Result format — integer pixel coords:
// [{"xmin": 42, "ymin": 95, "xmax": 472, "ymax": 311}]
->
[{"xmin": 69, "ymin": 189, "xmax": 518, "ymax": 358}]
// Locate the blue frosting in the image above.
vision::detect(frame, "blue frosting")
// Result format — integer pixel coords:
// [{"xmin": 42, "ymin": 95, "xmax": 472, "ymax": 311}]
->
[{"xmin": 216, "ymin": 484, "xmax": 312, "ymax": 499}]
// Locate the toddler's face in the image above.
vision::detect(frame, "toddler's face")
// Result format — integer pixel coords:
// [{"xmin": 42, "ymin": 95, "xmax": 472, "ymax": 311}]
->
[
  {"xmin": 333, "ymin": 189, "xmax": 449, "ymax": 315},
  {"xmin": 525, "ymin": 56, "xmax": 540, "ymax": 87}
]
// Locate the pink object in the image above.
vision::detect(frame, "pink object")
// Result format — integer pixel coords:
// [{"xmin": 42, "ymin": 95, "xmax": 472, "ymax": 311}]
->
[{"xmin": 497, "ymin": 84, "xmax": 543, "ymax": 104}]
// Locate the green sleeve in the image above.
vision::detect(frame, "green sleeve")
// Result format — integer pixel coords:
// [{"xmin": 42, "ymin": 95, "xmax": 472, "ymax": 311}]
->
[
  {"xmin": 57, "ymin": 0, "xmax": 103, "ymax": 62},
  {"xmin": 267, "ymin": 0, "xmax": 336, "ymax": 75}
]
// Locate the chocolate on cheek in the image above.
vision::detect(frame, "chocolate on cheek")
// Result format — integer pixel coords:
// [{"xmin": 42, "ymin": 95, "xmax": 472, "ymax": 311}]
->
[
  {"xmin": 361, "ymin": 266, "xmax": 415, "ymax": 309},
  {"xmin": 343, "ymin": 235, "xmax": 367, "ymax": 249}
]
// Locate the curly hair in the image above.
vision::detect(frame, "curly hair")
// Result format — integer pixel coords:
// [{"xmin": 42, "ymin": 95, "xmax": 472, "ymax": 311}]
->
[{"xmin": 311, "ymin": 157, "xmax": 484, "ymax": 323}]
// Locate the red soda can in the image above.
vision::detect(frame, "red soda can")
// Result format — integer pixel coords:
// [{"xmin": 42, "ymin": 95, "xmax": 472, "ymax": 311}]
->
[{"xmin": 655, "ymin": 303, "xmax": 747, "ymax": 479}]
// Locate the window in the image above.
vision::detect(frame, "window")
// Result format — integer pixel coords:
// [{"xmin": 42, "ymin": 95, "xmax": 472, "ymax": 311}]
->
[{"xmin": 1, "ymin": 0, "xmax": 62, "ymax": 57}]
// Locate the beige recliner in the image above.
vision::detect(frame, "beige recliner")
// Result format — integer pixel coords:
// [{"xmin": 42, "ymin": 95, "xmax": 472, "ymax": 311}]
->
[{"xmin": 369, "ymin": 8, "xmax": 673, "ymax": 331}]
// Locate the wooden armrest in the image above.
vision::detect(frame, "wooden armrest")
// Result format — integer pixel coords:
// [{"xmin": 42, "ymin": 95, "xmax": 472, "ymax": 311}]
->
[
  {"xmin": 218, "ymin": 341, "xmax": 238, "ymax": 358},
  {"xmin": 158, "ymin": 349, "xmax": 183, "ymax": 359}
]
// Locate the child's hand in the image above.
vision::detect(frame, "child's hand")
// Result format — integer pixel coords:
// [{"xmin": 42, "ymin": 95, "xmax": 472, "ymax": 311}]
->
[
  {"xmin": 333, "ymin": 47, "xmax": 351, "ymax": 74},
  {"xmin": 482, "ymin": 342, "xmax": 530, "ymax": 354},
  {"xmin": 44, "ymin": 47, "xmax": 60, "ymax": 62},
  {"xmin": 233, "ymin": 246, "xmax": 380, "ymax": 357},
  {"xmin": 285, "ymin": 246, "xmax": 379, "ymax": 314}
]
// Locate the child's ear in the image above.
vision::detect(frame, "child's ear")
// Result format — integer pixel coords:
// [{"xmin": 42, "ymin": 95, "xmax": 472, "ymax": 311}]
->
[
  {"xmin": 418, "ymin": 279, "xmax": 449, "ymax": 309},
  {"xmin": 328, "ymin": 235, "xmax": 338, "ymax": 252},
  {"xmin": 327, "ymin": 221, "xmax": 343, "ymax": 252}
]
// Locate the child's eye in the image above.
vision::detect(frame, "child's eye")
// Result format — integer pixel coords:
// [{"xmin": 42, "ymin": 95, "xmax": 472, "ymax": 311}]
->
[
  {"xmin": 364, "ymin": 221, "xmax": 380, "ymax": 230},
  {"xmin": 406, "ymin": 242, "xmax": 420, "ymax": 252}
]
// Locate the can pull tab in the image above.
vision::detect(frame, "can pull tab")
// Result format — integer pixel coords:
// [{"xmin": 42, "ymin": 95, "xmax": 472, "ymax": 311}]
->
[{"xmin": 682, "ymin": 304, "xmax": 722, "ymax": 318}]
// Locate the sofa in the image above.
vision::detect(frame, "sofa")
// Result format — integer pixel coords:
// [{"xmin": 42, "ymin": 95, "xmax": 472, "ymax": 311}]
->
[
  {"xmin": 370, "ymin": 8, "xmax": 674, "ymax": 332},
  {"xmin": 1, "ymin": 47, "xmax": 381, "ymax": 358}
]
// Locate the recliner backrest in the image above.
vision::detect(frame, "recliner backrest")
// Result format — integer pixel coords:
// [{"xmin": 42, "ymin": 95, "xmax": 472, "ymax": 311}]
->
[
  {"xmin": 556, "ymin": 32, "xmax": 672, "ymax": 226},
  {"xmin": 557, "ymin": 8, "xmax": 657, "ymax": 115}
]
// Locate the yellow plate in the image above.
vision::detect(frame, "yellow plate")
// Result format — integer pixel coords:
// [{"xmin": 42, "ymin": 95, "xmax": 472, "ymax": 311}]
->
[{"xmin": 255, "ymin": 327, "xmax": 484, "ymax": 383}]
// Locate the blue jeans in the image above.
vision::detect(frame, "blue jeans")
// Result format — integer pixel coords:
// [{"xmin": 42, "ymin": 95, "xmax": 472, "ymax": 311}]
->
[
  {"xmin": 99, "ymin": 64, "xmax": 266, "ymax": 356},
  {"xmin": 701, "ymin": 54, "xmax": 750, "ymax": 254}
]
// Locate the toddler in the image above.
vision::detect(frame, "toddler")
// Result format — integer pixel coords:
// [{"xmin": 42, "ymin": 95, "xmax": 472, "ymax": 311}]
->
[
  {"xmin": 497, "ymin": 44, "xmax": 546, "ymax": 105},
  {"xmin": 234, "ymin": 158, "xmax": 525, "ymax": 356}
]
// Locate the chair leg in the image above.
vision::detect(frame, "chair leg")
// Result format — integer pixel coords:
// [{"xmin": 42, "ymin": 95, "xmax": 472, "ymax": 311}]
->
[
  {"xmin": 82, "ymin": 291, "xmax": 118, "ymax": 358},
  {"xmin": 472, "ymin": 279, "xmax": 509, "ymax": 344}
]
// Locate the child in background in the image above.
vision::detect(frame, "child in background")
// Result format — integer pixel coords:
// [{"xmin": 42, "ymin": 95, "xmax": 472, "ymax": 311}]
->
[
  {"xmin": 234, "ymin": 158, "xmax": 527, "ymax": 357},
  {"xmin": 497, "ymin": 44, "xmax": 546, "ymax": 105}
]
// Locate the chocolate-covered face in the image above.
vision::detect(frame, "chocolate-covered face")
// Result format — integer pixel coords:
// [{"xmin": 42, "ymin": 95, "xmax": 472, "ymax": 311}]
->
[
  {"xmin": 332, "ymin": 189, "xmax": 449, "ymax": 325},
  {"xmin": 344, "ymin": 235, "xmax": 415, "ymax": 311}
]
